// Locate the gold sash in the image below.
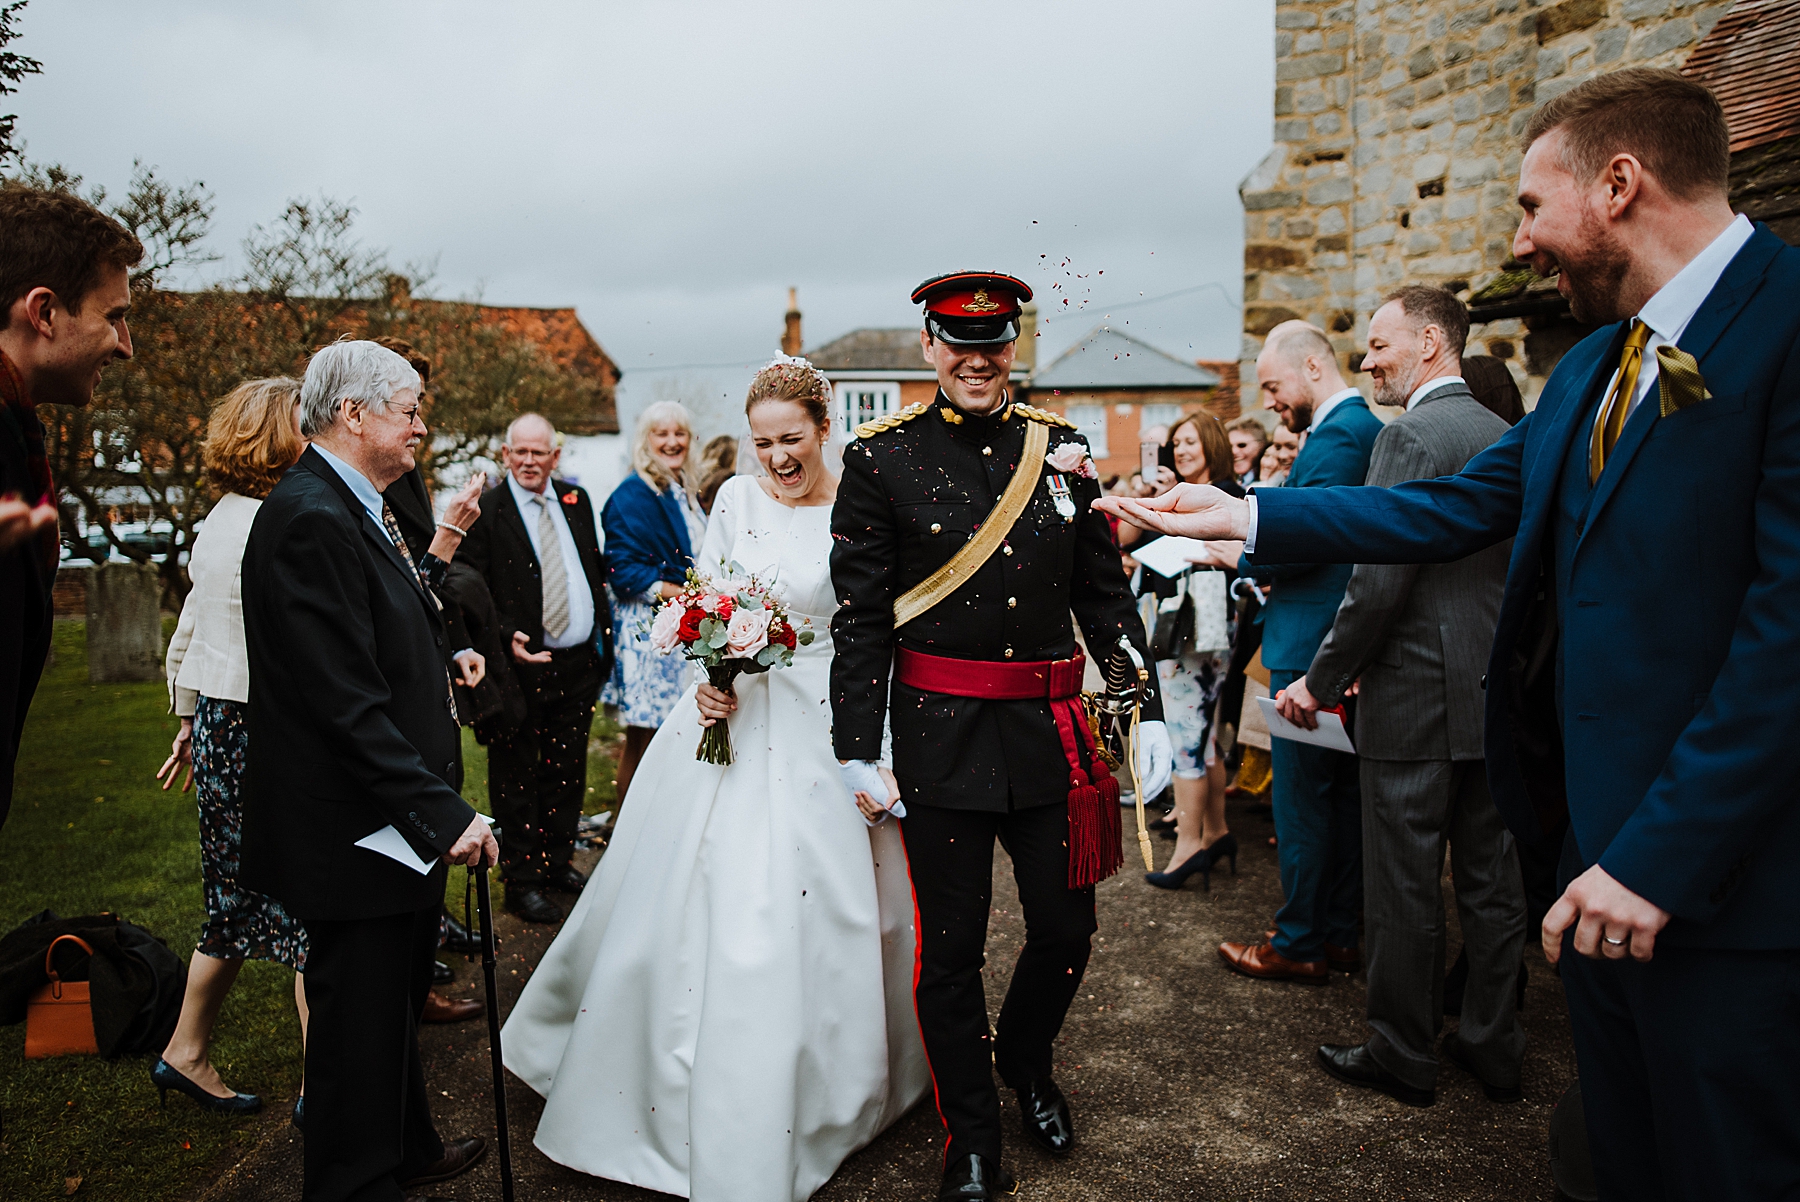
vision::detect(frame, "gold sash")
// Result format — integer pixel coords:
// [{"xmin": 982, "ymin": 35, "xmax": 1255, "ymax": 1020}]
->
[{"xmin": 892, "ymin": 418, "xmax": 1050, "ymax": 629}]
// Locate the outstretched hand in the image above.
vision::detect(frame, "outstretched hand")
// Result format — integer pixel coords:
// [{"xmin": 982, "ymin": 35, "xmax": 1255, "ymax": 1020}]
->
[
  {"xmin": 1093, "ymin": 483, "xmax": 1252, "ymax": 541},
  {"xmin": 0, "ymin": 492, "xmax": 56, "ymax": 554}
]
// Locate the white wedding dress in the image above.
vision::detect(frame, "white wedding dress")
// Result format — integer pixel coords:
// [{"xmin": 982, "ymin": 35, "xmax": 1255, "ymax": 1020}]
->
[{"xmin": 502, "ymin": 474, "xmax": 929, "ymax": 1202}]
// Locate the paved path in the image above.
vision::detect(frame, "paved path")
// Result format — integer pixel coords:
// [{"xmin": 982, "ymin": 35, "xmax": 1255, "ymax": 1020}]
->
[{"xmin": 200, "ymin": 796, "xmax": 1574, "ymax": 1201}]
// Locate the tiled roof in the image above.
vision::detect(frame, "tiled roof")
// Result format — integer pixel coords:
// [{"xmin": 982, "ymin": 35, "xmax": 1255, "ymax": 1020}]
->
[
  {"xmin": 1682, "ymin": 0, "xmax": 1800, "ymax": 154},
  {"xmin": 1030, "ymin": 327, "xmax": 1222, "ymax": 390},
  {"xmin": 804, "ymin": 327, "xmax": 927, "ymax": 372},
  {"xmin": 472, "ymin": 304, "xmax": 621, "ymax": 388}
]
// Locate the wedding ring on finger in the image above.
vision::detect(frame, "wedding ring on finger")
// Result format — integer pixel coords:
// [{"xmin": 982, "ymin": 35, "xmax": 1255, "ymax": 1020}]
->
[{"xmin": 1603, "ymin": 935, "xmax": 1627, "ymax": 946}]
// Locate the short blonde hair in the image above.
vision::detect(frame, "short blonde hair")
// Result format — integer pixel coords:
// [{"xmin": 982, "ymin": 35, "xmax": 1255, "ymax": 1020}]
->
[
  {"xmin": 203, "ymin": 377, "xmax": 304, "ymax": 500},
  {"xmin": 631, "ymin": 400, "xmax": 694, "ymax": 492}
]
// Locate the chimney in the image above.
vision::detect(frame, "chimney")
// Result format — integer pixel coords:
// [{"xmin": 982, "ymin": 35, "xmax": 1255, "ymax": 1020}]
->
[
  {"xmin": 781, "ymin": 287, "xmax": 803, "ymax": 355},
  {"xmin": 1016, "ymin": 302, "xmax": 1038, "ymax": 372}
]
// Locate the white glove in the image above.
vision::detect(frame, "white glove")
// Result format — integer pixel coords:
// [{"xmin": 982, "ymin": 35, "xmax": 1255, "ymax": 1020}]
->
[
  {"xmin": 1135, "ymin": 720, "xmax": 1173, "ymax": 802},
  {"xmin": 838, "ymin": 759, "xmax": 907, "ymax": 826}
]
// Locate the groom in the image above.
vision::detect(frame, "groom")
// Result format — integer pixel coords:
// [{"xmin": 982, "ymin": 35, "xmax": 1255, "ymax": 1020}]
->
[{"xmin": 830, "ymin": 271, "xmax": 1172, "ymax": 1200}]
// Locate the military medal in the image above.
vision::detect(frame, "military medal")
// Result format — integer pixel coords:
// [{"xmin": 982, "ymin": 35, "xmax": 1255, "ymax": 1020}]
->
[{"xmin": 1047, "ymin": 473, "xmax": 1076, "ymax": 522}]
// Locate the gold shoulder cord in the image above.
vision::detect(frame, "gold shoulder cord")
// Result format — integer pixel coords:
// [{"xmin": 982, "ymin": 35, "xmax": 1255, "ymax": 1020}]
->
[
  {"xmin": 855, "ymin": 402, "xmax": 930, "ymax": 441},
  {"xmin": 892, "ymin": 417, "xmax": 1049, "ymax": 629}
]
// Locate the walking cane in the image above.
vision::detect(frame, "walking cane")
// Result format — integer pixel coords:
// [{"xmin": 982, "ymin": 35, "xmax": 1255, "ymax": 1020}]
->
[{"xmin": 472, "ymin": 853, "xmax": 516, "ymax": 1202}]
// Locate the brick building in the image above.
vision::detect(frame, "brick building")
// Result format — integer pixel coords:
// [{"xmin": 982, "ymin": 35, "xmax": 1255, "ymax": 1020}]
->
[
  {"xmin": 1239, "ymin": 0, "xmax": 1746, "ymax": 411},
  {"xmin": 1023, "ymin": 326, "xmax": 1227, "ymax": 481}
]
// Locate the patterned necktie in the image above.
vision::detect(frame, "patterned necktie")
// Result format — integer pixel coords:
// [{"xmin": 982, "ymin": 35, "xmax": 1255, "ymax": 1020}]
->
[
  {"xmin": 1588, "ymin": 318, "xmax": 1652, "ymax": 484},
  {"xmin": 382, "ymin": 502, "xmax": 458, "ymax": 725},
  {"xmin": 536, "ymin": 494, "xmax": 571, "ymax": 640}
]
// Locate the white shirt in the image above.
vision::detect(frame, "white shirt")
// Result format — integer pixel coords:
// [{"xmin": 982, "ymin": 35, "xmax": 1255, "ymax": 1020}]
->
[
  {"xmin": 508, "ymin": 473, "xmax": 595, "ymax": 648},
  {"xmin": 165, "ymin": 492, "xmax": 261, "ymax": 715},
  {"xmin": 1597, "ymin": 212, "xmax": 1754, "ymax": 429},
  {"xmin": 1244, "ymin": 386, "xmax": 1363, "ymax": 552},
  {"xmin": 1408, "ymin": 374, "xmax": 1465, "ymax": 410},
  {"xmin": 311, "ymin": 443, "xmax": 394, "ymax": 544}
]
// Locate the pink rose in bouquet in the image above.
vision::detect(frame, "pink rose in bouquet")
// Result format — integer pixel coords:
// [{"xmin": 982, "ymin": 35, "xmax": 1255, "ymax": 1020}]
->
[{"xmin": 725, "ymin": 607, "xmax": 771, "ymax": 658}]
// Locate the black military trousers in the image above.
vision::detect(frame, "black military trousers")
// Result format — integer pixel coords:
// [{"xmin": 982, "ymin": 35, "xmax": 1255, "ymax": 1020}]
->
[
  {"xmin": 488, "ymin": 644, "xmax": 600, "ymax": 886},
  {"xmin": 899, "ymin": 800, "xmax": 1098, "ymax": 1166},
  {"xmin": 299, "ymin": 903, "xmax": 444, "ymax": 1202}
]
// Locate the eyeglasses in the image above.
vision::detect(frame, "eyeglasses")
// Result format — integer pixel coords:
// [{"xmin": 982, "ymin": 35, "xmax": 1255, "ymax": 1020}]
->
[{"xmin": 506, "ymin": 447, "xmax": 554, "ymax": 460}]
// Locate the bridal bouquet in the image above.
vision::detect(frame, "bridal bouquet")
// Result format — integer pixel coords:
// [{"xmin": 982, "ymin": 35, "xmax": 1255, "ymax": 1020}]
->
[{"xmin": 649, "ymin": 563, "xmax": 814, "ymax": 765}]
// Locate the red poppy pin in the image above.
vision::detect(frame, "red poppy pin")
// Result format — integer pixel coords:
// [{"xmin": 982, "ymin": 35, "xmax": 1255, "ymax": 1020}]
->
[{"xmin": 561, "ymin": 490, "xmax": 579, "ymax": 505}]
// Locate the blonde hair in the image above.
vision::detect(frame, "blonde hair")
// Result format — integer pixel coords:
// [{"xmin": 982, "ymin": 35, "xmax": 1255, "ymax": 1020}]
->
[
  {"xmin": 631, "ymin": 400, "xmax": 694, "ymax": 492},
  {"xmin": 203, "ymin": 377, "xmax": 304, "ymax": 500}
]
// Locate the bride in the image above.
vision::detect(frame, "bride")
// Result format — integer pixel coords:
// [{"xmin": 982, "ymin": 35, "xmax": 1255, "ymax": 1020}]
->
[{"xmin": 501, "ymin": 356, "xmax": 929, "ymax": 1202}]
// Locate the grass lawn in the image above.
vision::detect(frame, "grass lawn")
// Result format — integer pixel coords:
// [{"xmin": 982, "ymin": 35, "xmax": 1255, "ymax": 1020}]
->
[{"xmin": 0, "ymin": 620, "xmax": 619, "ymax": 1201}]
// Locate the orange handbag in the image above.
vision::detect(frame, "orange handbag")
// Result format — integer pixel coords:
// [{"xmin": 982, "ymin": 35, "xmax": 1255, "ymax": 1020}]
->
[{"xmin": 24, "ymin": 935, "xmax": 100, "ymax": 1059}]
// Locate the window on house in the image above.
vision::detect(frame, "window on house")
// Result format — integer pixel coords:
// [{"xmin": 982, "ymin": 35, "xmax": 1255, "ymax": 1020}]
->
[
  {"xmin": 1063, "ymin": 404, "xmax": 1108, "ymax": 458},
  {"xmin": 1139, "ymin": 402, "xmax": 1184, "ymax": 440},
  {"xmin": 835, "ymin": 382, "xmax": 900, "ymax": 433}
]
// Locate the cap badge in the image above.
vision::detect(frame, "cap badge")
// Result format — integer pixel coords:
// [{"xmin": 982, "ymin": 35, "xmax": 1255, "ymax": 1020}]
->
[{"xmin": 962, "ymin": 289, "xmax": 1001, "ymax": 314}]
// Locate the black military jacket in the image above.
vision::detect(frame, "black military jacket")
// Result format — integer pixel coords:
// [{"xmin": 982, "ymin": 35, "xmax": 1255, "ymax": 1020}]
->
[{"xmin": 830, "ymin": 391, "xmax": 1161, "ymax": 812}]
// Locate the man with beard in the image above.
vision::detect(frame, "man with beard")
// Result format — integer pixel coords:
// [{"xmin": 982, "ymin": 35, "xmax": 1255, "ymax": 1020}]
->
[
  {"xmin": 1216, "ymin": 320, "xmax": 1381, "ymax": 984},
  {"xmin": 1275, "ymin": 286, "xmax": 1525, "ymax": 1108},
  {"xmin": 1098, "ymin": 67, "xmax": 1800, "ymax": 1199},
  {"xmin": 0, "ymin": 185, "xmax": 141, "ymax": 831}
]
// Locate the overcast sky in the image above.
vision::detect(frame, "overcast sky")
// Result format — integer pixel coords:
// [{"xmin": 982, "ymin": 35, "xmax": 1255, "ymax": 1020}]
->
[{"xmin": 14, "ymin": 0, "xmax": 1273, "ymax": 438}]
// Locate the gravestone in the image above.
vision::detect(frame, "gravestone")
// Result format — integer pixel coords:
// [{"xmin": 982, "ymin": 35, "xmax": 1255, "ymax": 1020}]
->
[{"xmin": 85, "ymin": 561, "xmax": 164, "ymax": 683}]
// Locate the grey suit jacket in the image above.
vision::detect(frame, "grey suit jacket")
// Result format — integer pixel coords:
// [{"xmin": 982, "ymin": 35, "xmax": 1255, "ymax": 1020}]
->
[{"xmin": 1305, "ymin": 381, "xmax": 1511, "ymax": 761}]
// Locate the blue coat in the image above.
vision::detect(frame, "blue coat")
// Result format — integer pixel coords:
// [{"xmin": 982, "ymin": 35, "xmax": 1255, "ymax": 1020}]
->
[
  {"xmin": 1253, "ymin": 225, "xmax": 1800, "ymax": 949},
  {"xmin": 601, "ymin": 473, "xmax": 695, "ymax": 601},
  {"xmin": 1244, "ymin": 396, "xmax": 1383, "ymax": 672}
]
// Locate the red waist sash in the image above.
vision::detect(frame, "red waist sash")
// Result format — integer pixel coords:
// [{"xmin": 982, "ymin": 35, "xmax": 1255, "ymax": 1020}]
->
[{"xmin": 894, "ymin": 647, "xmax": 1122, "ymax": 888}]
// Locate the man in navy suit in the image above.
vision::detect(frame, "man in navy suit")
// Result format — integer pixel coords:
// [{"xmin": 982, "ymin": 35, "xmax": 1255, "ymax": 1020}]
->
[
  {"xmin": 1101, "ymin": 67, "xmax": 1800, "ymax": 1199},
  {"xmin": 1219, "ymin": 322, "xmax": 1382, "ymax": 984}
]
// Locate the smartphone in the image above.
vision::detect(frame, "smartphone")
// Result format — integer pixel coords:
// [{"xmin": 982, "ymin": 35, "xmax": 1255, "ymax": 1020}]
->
[{"xmin": 1139, "ymin": 441, "xmax": 1160, "ymax": 483}]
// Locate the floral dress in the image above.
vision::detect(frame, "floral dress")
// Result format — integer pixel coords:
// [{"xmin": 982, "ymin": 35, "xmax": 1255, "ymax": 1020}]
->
[{"xmin": 192, "ymin": 696, "xmax": 308, "ymax": 969}]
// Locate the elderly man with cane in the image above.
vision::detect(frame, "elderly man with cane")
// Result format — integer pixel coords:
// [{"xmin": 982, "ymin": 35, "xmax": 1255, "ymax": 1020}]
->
[{"xmin": 240, "ymin": 339, "xmax": 498, "ymax": 1202}]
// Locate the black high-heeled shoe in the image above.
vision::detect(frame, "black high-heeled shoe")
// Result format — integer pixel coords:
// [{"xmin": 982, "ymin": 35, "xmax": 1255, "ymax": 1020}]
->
[
  {"xmin": 151, "ymin": 1058, "xmax": 262, "ymax": 1114},
  {"xmin": 1145, "ymin": 847, "xmax": 1213, "ymax": 891},
  {"xmin": 1204, "ymin": 832, "xmax": 1239, "ymax": 876}
]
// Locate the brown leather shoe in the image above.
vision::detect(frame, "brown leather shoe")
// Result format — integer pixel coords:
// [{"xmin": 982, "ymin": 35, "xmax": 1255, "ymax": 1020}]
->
[
  {"xmin": 1325, "ymin": 943, "xmax": 1361, "ymax": 973},
  {"xmin": 421, "ymin": 990, "xmax": 484, "ymax": 1024},
  {"xmin": 402, "ymin": 1136, "xmax": 486, "ymax": 1187},
  {"xmin": 1219, "ymin": 939, "xmax": 1329, "ymax": 984}
]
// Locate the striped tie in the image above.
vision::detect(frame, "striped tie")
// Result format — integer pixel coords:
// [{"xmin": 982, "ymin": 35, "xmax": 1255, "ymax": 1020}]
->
[
  {"xmin": 382, "ymin": 502, "xmax": 458, "ymax": 725},
  {"xmin": 536, "ymin": 495, "xmax": 571, "ymax": 640}
]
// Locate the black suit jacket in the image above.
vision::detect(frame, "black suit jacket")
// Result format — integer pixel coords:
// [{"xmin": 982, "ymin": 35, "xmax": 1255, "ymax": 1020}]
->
[
  {"xmin": 239, "ymin": 447, "xmax": 475, "ymax": 920},
  {"xmin": 0, "ymin": 405, "xmax": 54, "ymax": 826},
  {"xmin": 829, "ymin": 395, "xmax": 1160, "ymax": 811},
  {"xmin": 458, "ymin": 475, "xmax": 612, "ymax": 679}
]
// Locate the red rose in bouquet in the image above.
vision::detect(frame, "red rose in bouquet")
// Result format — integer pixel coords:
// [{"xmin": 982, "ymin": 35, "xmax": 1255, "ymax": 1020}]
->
[{"xmin": 677, "ymin": 608, "xmax": 706, "ymax": 643}]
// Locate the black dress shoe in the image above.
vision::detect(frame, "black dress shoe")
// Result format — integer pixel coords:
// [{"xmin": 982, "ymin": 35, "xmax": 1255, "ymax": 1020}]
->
[
  {"xmin": 506, "ymin": 887, "xmax": 564, "ymax": 924},
  {"xmin": 432, "ymin": 959, "xmax": 454, "ymax": 984},
  {"xmin": 545, "ymin": 863, "xmax": 589, "ymax": 895},
  {"xmin": 937, "ymin": 1153, "xmax": 1016, "ymax": 1200},
  {"xmin": 1015, "ymin": 1076, "xmax": 1074, "ymax": 1155},
  {"xmin": 1316, "ymin": 1042, "xmax": 1434, "ymax": 1107},
  {"xmin": 401, "ymin": 1136, "xmax": 487, "ymax": 1187},
  {"xmin": 441, "ymin": 909, "xmax": 480, "ymax": 954},
  {"xmin": 1443, "ymin": 1035, "xmax": 1523, "ymax": 1103}
]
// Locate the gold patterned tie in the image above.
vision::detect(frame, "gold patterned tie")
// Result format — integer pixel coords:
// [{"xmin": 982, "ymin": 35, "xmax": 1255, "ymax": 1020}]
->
[
  {"xmin": 382, "ymin": 503, "xmax": 458, "ymax": 725},
  {"xmin": 1589, "ymin": 318, "xmax": 1652, "ymax": 484}
]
